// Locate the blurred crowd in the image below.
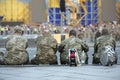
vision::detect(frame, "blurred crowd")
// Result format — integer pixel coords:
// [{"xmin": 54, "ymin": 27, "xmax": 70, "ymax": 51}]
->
[
  {"xmin": 0, "ymin": 21, "xmax": 120, "ymax": 42},
  {"xmin": 0, "ymin": 23, "xmax": 61, "ymax": 35},
  {"xmin": 77, "ymin": 22, "xmax": 120, "ymax": 42}
]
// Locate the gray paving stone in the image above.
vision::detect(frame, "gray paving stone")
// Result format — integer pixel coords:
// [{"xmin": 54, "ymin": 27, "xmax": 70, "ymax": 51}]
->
[{"xmin": 0, "ymin": 65, "xmax": 120, "ymax": 80}]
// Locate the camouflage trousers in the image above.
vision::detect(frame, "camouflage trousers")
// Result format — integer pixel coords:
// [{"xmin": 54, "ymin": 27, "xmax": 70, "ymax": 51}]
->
[
  {"xmin": 3, "ymin": 50, "xmax": 29, "ymax": 65},
  {"xmin": 31, "ymin": 55, "xmax": 57, "ymax": 64}
]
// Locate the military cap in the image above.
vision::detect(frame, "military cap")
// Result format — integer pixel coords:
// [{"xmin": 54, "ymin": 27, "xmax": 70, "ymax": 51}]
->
[
  {"xmin": 42, "ymin": 29, "xmax": 51, "ymax": 36},
  {"xmin": 14, "ymin": 26, "xmax": 22, "ymax": 33}
]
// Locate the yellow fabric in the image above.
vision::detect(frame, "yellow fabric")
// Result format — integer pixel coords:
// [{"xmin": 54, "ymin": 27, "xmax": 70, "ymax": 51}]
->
[
  {"xmin": 52, "ymin": 34, "xmax": 69, "ymax": 44},
  {"xmin": 0, "ymin": 0, "xmax": 31, "ymax": 24},
  {"xmin": 48, "ymin": 0, "xmax": 59, "ymax": 8}
]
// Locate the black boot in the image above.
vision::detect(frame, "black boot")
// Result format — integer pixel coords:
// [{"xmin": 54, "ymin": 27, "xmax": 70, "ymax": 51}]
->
[
  {"xmin": 92, "ymin": 57, "xmax": 100, "ymax": 64},
  {"xmin": 85, "ymin": 57, "xmax": 88, "ymax": 64}
]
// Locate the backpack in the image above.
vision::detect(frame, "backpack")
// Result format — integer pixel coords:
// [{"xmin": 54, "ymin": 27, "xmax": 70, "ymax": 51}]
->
[
  {"xmin": 100, "ymin": 45, "xmax": 115, "ymax": 66},
  {"xmin": 68, "ymin": 48, "xmax": 79, "ymax": 66}
]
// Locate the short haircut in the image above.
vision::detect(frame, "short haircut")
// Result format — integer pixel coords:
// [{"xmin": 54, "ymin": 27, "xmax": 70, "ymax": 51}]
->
[
  {"xmin": 69, "ymin": 30, "xmax": 76, "ymax": 37},
  {"xmin": 102, "ymin": 28, "xmax": 109, "ymax": 35}
]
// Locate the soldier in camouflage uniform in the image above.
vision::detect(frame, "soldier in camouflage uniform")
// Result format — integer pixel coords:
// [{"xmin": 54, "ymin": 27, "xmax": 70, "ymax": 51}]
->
[
  {"xmin": 31, "ymin": 30, "xmax": 58, "ymax": 64},
  {"xmin": 58, "ymin": 30, "xmax": 89, "ymax": 64},
  {"xmin": 78, "ymin": 29, "xmax": 84, "ymax": 40},
  {"xmin": 94, "ymin": 28, "xmax": 101, "ymax": 41},
  {"xmin": 92, "ymin": 28, "xmax": 117, "ymax": 64},
  {"xmin": 3, "ymin": 26, "xmax": 29, "ymax": 65}
]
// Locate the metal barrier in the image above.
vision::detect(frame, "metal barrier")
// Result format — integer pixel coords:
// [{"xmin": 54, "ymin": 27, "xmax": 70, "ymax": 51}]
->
[{"xmin": 0, "ymin": 34, "xmax": 69, "ymax": 44}]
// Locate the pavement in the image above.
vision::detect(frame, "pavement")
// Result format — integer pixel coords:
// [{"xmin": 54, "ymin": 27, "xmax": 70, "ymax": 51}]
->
[
  {"xmin": 0, "ymin": 65, "xmax": 120, "ymax": 80},
  {"xmin": 0, "ymin": 34, "xmax": 120, "ymax": 80}
]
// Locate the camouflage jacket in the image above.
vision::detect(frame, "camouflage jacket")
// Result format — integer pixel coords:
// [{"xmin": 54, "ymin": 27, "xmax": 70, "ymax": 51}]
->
[
  {"xmin": 36, "ymin": 35, "xmax": 57, "ymax": 59},
  {"xmin": 94, "ymin": 35, "xmax": 116, "ymax": 54},
  {"xmin": 6, "ymin": 34, "xmax": 28, "ymax": 51},
  {"xmin": 4, "ymin": 34, "xmax": 28, "ymax": 65},
  {"xmin": 59, "ymin": 36, "xmax": 89, "ymax": 55}
]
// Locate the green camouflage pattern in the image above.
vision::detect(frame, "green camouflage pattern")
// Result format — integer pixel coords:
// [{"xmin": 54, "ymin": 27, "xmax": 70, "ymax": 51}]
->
[
  {"xmin": 3, "ymin": 35, "xmax": 29, "ymax": 65},
  {"xmin": 32, "ymin": 35, "xmax": 57, "ymax": 64},
  {"xmin": 59, "ymin": 36, "xmax": 89, "ymax": 63},
  {"xmin": 94, "ymin": 35, "xmax": 116, "ymax": 58}
]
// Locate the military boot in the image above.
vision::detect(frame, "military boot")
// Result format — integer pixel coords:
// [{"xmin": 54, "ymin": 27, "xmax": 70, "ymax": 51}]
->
[
  {"xmin": 92, "ymin": 57, "xmax": 100, "ymax": 64},
  {"xmin": 0, "ymin": 52, "xmax": 4, "ymax": 65},
  {"xmin": 85, "ymin": 57, "xmax": 88, "ymax": 64}
]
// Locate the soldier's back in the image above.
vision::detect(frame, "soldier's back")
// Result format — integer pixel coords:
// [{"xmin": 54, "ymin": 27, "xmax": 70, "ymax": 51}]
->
[
  {"xmin": 4, "ymin": 35, "xmax": 29, "ymax": 65},
  {"xmin": 35, "ymin": 36, "xmax": 57, "ymax": 64},
  {"xmin": 97, "ymin": 35, "xmax": 114, "ymax": 47},
  {"xmin": 6, "ymin": 35, "xmax": 28, "ymax": 50}
]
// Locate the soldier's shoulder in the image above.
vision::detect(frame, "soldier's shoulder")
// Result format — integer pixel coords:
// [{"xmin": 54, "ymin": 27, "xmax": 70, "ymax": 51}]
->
[
  {"xmin": 23, "ymin": 37, "xmax": 28, "ymax": 42},
  {"xmin": 19, "ymin": 35, "xmax": 27, "ymax": 40},
  {"xmin": 48, "ymin": 36, "xmax": 56, "ymax": 39},
  {"xmin": 36, "ymin": 36, "xmax": 44, "ymax": 40},
  {"xmin": 96, "ymin": 36, "xmax": 105, "ymax": 41},
  {"xmin": 96, "ymin": 35, "xmax": 110, "ymax": 44},
  {"xmin": 15, "ymin": 35, "xmax": 28, "ymax": 43},
  {"xmin": 48, "ymin": 36, "xmax": 57, "ymax": 42},
  {"xmin": 75, "ymin": 37, "xmax": 82, "ymax": 41},
  {"xmin": 60, "ymin": 38, "xmax": 70, "ymax": 44},
  {"xmin": 7, "ymin": 35, "xmax": 13, "ymax": 40},
  {"xmin": 63, "ymin": 37, "xmax": 71, "ymax": 42},
  {"xmin": 75, "ymin": 37, "xmax": 85, "ymax": 43}
]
